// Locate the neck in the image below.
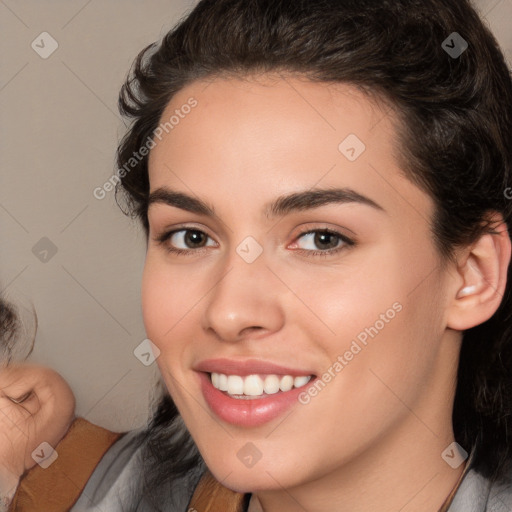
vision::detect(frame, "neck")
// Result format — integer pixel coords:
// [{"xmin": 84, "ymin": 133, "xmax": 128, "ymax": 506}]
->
[
  {"xmin": 249, "ymin": 425, "xmax": 466, "ymax": 512},
  {"xmin": 248, "ymin": 338, "xmax": 466, "ymax": 512}
]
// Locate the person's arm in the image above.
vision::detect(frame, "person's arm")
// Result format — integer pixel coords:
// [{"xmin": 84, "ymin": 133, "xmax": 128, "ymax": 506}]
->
[{"xmin": 0, "ymin": 364, "xmax": 75, "ymax": 511}]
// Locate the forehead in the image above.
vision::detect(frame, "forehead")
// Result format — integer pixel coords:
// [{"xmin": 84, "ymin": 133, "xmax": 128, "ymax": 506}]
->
[
  {"xmin": 150, "ymin": 74, "xmax": 390, "ymax": 165},
  {"xmin": 147, "ymin": 74, "xmax": 432, "ymax": 222}
]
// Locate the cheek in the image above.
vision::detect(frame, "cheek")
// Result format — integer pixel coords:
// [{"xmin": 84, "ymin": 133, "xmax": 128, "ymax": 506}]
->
[
  {"xmin": 141, "ymin": 255, "xmax": 205, "ymax": 393},
  {"xmin": 141, "ymin": 256, "xmax": 186, "ymax": 343},
  {"xmin": 141, "ymin": 259, "xmax": 190, "ymax": 404},
  {"xmin": 283, "ymin": 255, "xmax": 402, "ymax": 346},
  {"xmin": 308, "ymin": 241, "xmax": 443, "ymax": 383}
]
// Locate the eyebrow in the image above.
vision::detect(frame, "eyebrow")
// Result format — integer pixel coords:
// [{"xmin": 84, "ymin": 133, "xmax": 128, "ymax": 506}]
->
[{"xmin": 147, "ymin": 186, "xmax": 385, "ymax": 219}]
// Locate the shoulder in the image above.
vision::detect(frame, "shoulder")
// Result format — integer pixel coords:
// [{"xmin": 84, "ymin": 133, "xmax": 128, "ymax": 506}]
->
[
  {"xmin": 70, "ymin": 423, "xmax": 206, "ymax": 512},
  {"xmin": 486, "ymin": 473, "xmax": 512, "ymax": 511},
  {"xmin": 10, "ymin": 417, "xmax": 123, "ymax": 511},
  {"xmin": 448, "ymin": 467, "xmax": 512, "ymax": 512}
]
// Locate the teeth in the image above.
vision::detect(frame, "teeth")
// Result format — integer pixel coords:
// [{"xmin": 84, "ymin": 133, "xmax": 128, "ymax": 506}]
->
[
  {"xmin": 279, "ymin": 375, "xmax": 294, "ymax": 392},
  {"xmin": 294, "ymin": 376, "xmax": 311, "ymax": 388},
  {"xmin": 210, "ymin": 372, "xmax": 312, "ymax": 396},
  {"xmin": 263, "ymin": 375, "xmax": 280, "ymax": 394},
  {"xmin": 244, "ymin": 375, "xmax": 264, "ymax": 396},
  {"xmin": 227, "ymin": 375, "xmax": 244, "ymax": 395},
  {"xmin": 218, "ymin": 373, "xmax": 228, "ymax": 392}
]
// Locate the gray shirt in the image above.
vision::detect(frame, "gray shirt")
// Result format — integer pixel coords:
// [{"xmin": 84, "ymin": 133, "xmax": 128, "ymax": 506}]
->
[
  {"xmin": 70, "ymin": 428, "xmax": 512, "ymax": 512},
  {"xmin": 70, "ymin": 428, "xmax": 205, "ymax": 512}
]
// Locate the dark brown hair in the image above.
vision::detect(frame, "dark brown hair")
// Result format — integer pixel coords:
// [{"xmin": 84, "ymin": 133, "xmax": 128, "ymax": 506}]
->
[
  {"xmin": 0, "ymin": 295, "xmax": 35, "ymax": 364},
  {"xmin": 114, "ymin": 0, "xmax": 512, "ymax": 501},
  {"xmin": 0, "ymin": 297, "xmax": 20, "ymax": 363}
]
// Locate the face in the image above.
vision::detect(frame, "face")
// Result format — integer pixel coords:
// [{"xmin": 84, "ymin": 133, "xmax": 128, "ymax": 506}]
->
[{"xmin": 142, "ymin": 74, "xmax": 460, "ymax": 492}]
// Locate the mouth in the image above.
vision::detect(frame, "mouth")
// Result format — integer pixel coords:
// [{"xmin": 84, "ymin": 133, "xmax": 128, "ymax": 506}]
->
[
  {"xmin": 209, "ymin": 372, "xmax": 313, "ymax": 400},
  {"xmin": 195, "ymin": 360, "xmax": 318, "ymax": 427}
]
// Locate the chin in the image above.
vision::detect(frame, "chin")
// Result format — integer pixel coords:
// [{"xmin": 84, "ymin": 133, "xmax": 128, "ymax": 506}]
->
[{"xmin": 207, "ymin": 459, "xmax": 304, "ymax": 494}]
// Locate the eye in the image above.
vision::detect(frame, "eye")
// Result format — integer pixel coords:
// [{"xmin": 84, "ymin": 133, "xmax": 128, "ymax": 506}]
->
[
  {"xmin": 291, "ymin": 229, "xmax": 355, "ymax": 257},
  {"xmin": 156, "ymin": 228, "xmax": 217, "ymax": 255},
  {"xmin": 5, "ymin": 390, "xmax": 34, "ymax": 404},
  {"xmin": 155, "ymin": 226, "xmax": 355, "ymax": 258}
]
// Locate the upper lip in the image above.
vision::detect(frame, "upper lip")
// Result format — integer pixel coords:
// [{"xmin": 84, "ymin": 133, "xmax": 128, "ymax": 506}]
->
[{"xmin": 194, "ymin": 358, "xmax": 315, "ymax": 377}]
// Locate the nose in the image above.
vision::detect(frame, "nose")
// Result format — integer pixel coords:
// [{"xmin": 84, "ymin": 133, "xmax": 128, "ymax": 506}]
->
[{"xmin": 201, "ymin": 249, "xmax": 285, "ymax": 343}]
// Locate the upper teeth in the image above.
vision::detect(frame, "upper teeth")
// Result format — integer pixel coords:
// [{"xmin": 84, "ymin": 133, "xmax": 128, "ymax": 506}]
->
[{"xmin": 210, "ymin": 373, "xmax": 312, "ymax": 396}]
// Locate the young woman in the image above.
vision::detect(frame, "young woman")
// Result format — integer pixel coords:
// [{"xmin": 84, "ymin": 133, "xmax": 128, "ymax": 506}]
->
[{"xmin": 14, "ymin": 0, "xmax": 512, "ymax": 510}]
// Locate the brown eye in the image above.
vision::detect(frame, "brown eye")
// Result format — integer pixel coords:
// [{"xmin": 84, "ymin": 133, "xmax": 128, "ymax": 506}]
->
[
  {"xmin": 159, "ymin": 228, "xmax": 217, "ymax": 255},
  {"xmin": 313, "ymin": 231, "xmax": 341, "ymax": 250},
  {"xmin": 294, "ymin": 229, "xmax": 354, "ymax": 254},
  {"xmin": 181, "ymin": 230, "xmax": 208, "ymax": 248}
]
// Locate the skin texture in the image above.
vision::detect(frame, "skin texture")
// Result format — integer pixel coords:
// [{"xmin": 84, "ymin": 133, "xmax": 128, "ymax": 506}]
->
[
  {"xmin": 142, "ymin": 74, "xmax": 511, "ymax": 512},
  {"xmin": 0, "ymin": 364, "xmax": 75, "ymax": 496}
]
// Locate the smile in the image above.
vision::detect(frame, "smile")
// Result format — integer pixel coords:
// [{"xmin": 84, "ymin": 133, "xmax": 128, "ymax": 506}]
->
[{"xmin": 210, "ymin": 372, "xmax": 312, "ymax": 398}]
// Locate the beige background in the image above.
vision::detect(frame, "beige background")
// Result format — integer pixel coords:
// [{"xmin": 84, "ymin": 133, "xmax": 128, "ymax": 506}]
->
[{"xmin": 1, "ymin": 0, "xmax": 511, "ymax": 432}]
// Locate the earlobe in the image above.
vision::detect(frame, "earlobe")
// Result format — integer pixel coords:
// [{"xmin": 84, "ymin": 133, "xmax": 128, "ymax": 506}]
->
[{"xmin": 447, "ymin": 214, "xmax": 511, "ymax": 331}]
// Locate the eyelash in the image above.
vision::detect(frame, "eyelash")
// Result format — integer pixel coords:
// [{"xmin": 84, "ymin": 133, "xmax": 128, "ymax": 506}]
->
[{"xmin": 155, "ymin": 227, "xmax": 355, "ymax": 258}]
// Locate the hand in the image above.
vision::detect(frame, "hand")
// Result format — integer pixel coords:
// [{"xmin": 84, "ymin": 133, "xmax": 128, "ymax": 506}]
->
[{"xmin": 0, "ymin": 364, "xmax": 75, "ymax": 499}]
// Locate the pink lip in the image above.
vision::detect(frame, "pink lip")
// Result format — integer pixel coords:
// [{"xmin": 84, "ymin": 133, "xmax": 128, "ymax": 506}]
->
[
  {"xmin": 194, "ymin": 358, "xmax": 314, "ymax": 377},
  {"xmin": 197, "ymin": 372, "xmax": 316, "ymax": 427},
  {"xmin": 194, "ymin": 359, "xmax": 317, "ymax": 428}
]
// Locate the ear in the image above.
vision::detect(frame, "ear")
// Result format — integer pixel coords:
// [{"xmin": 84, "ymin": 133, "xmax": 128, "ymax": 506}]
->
[{"xmin": 447, "ymin": 212, "xmax": 511, "ymax": 331}]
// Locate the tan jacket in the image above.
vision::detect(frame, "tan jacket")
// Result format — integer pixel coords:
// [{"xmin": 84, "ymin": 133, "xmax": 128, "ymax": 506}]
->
[
  {"xmin": 9, "ymin": 417, "xmax": 244, "ymax": 512},
  {"xmin": 9, "ymin": 418, "xmax": 122, "ymax": 511}
]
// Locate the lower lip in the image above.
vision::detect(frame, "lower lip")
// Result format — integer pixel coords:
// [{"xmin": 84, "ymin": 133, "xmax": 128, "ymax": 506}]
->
[{"xmin": 198, "ymin": 372, "xmax": 314, "ymax": 427}]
